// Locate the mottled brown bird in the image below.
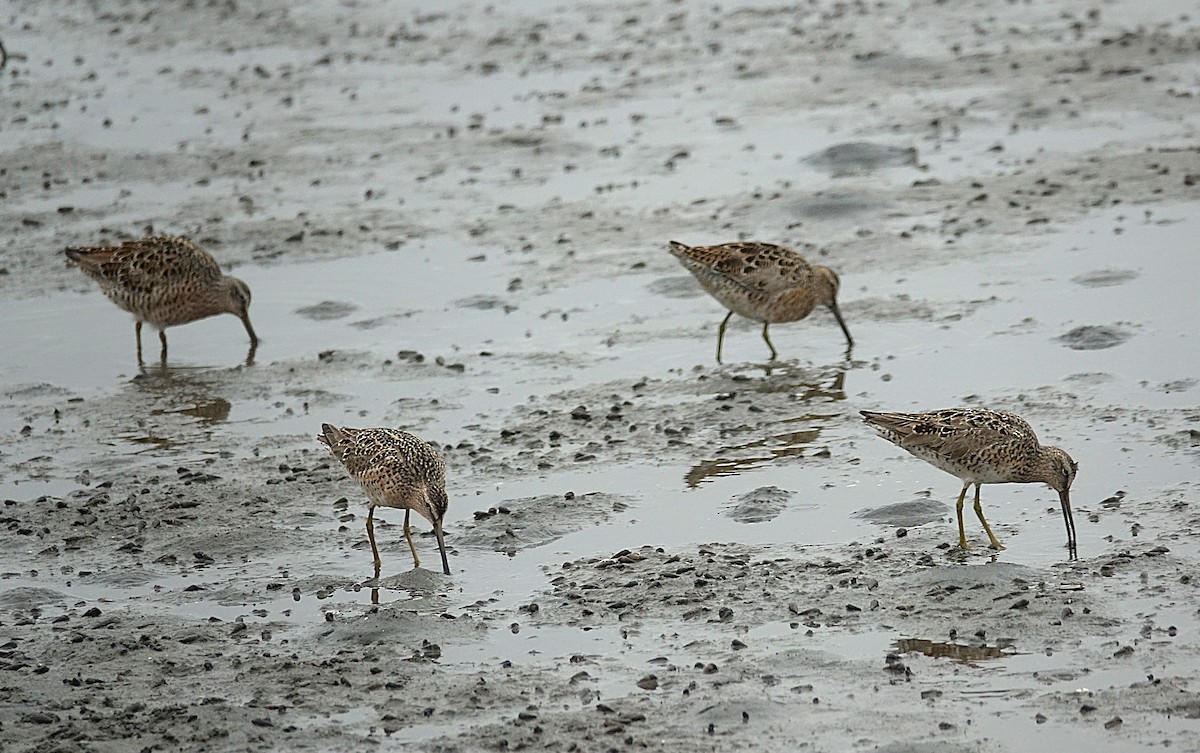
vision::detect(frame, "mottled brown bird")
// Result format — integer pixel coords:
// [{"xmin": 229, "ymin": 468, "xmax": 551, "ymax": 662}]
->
[
  {"xmin": 861, "ymin": 408, "xmax": 1078, "ymax": 553},
  {"xmin": 318, "ymin": 424, "xmax": 451, "ymax": 576},
  {"xmin": 668, "ymin": 240, "xmax": 852, "ymax": 363},
  {"xmin": 65, "ymin": 235, "xmax": 257, "ymax": 364}
]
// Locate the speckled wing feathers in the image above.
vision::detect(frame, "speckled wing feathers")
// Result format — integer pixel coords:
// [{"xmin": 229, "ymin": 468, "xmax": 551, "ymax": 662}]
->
[
  {"xmin": 861, "ymin": 408, "xmax": 1042, "ymax": 479},
  {"xmin": 318, "ymin": 425, "xmax": 446, "ymax": 509},
  {"xmin": 669, "ymin": 241, "xmax": 816, "ymax": 296},
  {"xmin": 864, "ymin": 407, "xmax": 1036, "ymax": 445},
  {"xmin": 66, "ymin": 236, "xmax": 224, "ymax": 295}
]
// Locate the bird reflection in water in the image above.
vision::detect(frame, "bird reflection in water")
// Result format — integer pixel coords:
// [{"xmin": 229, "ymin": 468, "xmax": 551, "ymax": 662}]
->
[
  {"xmin": 116, "ymin": 368, "xmax": 235, "ymax": 451},
  {"xmin": 684, "ymin": 367, "xmax": 847, "ymax": 487}
]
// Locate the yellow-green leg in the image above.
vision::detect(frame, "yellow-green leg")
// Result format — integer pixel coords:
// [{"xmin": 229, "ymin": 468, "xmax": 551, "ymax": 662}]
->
[
  {"xmin": 973, "ymin": 484, "xmax": 1005, "ymax": 550},
  {"xmin": 403, "ymin": 508, "xmax": 421, "ymax": 570},
  {"xmin": 366, "ymin": 506, "xmax": 383, "ymax": 573},
  {"xmin": 716, "ymin": 311, "xmax": 733, "ymax": 364},
  {"xmin": 954, "ymin": 484, "xmax": 970, "ymax": 549},
  {"xmin": 135, "ymin": 321, "xmax": 144, "ymax": 365},
  {"xmin": 761, "ymin": 322, "xmax": 778, "ymax": 361},
  {"xmin": 159, "ymin": 330, "xmax": 169, "ymax": 365}
]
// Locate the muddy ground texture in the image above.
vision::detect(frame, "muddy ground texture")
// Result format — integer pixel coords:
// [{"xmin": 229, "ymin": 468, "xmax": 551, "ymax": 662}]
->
[{"xmin": 3, "ymin": 1, "xmax": 1200, "ymax": 752}]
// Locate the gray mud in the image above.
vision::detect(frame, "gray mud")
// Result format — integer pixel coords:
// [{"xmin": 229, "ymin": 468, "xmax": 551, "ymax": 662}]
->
[{"xmin": 2, "ymin": 1, "xmax": 1200, "ymax": 752}]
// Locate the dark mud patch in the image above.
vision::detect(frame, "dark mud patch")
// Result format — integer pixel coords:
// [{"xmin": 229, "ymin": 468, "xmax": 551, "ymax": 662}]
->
[
  {"xmin": 1072, "ymin": 268, "xmax": 1139, "ymax": 288},
  {"xmin": 804, "ymin": 142, "xmax": 919, "ymax": 173},
  {"xmin": 855, "ymin": 498, "xmax": 949, "ymax": 527},
  {"xmin": 3, "ymin": 383, "xmax": 76, "ymax": 401},
  {"xmin": 647, "ymin": 274, "xmax": 706, "ymax": 299},
  {"xmin": 538, "ymin": 542, "xmax": 1114, "ymax": 648},
  {"xmin": 1160, "ymin": 378, "xmax": 1197, "ymax": 393},
  {"xmin": 295, "ymin": 300, "xmax": 358, "ymax": 320},
  {"xmin": 454, "ymin": 294, "xmax": 517, "ymax": 313},
  {"xmin": 725, "ymin": 485, "xmax": 793, "ymax": 523},
  {"xmin": 456, "ymin": 492, "xmax": 634, "ymax": 554},
  {"xmin": 348, "ymin": 311, "xmax": 416, "ymax": 330},
  {"xmin": 1063, "ymin": 371, "xmax": 1117, "ymax": 386},
  {"xmin": 850, "ymin": 293, "xmax": 994, "ymax": 323},
  {"xmin": 463, "ymin": 369, "xmax": 853, "ymax": 478},
  {"xmin": 314, "ymin": 603, "xmax": 481, "ymax": 647},
  {"xmin": 1057, "ymin": 324, "xmax": 1134, "ymax": 350},
  {"xmin": 790, "ymin": 192, "xmax": 890, "ymax": 220},
  {"xmin": 0, "ymin": 586, "xmax": 70, "ymax": 610},
  {"xmin": 540, "ymin": 542, "xmax": 896, "ymax": 630},
  {"xmin": 1040, "ymin": 677, "xmax": 1200, "ymax": 727}
]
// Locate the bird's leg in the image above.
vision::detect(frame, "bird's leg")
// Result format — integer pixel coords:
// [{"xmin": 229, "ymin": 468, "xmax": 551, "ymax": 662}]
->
[
  {"xmin": 716, "ymin": 311, "xmax": 733, "ymax": 364},
  {"xmin": 761, "ymin": 322, "xmax": 778, "ymax": 361},
  {"xmin": 366, "ymin": 506, "xmax": 382, "ymax": 573},
  {"xmin": 973, "ymin": 483, "xmax": 1005, "ymax": 550},
  {"xmin": 403, "ymin": 508, "xmax": 421, "ymax": 570},
  {"xmin": 159, "ymin": 329, "xmax": 168, "ymax": 366},
  {"xmin": 135, "ymin": 321, "xmax": 144, "ymax": 365},
  {"xmin": 954, "ymin": 483, "xmax": 971, "ymax": 549}
]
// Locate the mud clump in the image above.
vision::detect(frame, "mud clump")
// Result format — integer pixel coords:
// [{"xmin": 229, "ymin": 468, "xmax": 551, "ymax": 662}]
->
[
  {"xmin": 1071, "ymin": 269, "xmax": 1139, "ymax": 288},
  {"xmin": 804, "ymin": 142, "xmax": 918, "ymax": 173},
  {"xmin": 1056, "ymin": 324, "xmax": 1133, "ymax": 350},
  {"xmin": 295, "ymin": 300, "xmax": 358, "ymax": 320},
  {"xmin": 725, "ymin": 485, "xmax": 793, "ymax": 523},
  {"xmin": 456, "ymin": 492, "xmax": 633, "ymax": 553},
  {"xmin": 854, "ymin": 498, "xmax": 948, "ymax": 527}
]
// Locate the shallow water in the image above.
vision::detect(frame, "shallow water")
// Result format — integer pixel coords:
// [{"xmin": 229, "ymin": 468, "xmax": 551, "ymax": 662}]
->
[{"xmin": 3, "ymin": 203, "xmax": 1195, "ymax": 639}]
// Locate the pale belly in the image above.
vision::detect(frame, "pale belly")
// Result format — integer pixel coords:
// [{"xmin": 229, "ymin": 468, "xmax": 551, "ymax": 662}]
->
[
  {"xmin": 697, "ymin": 279, "xmax": 815, "ymax": 324},
  {"xmin": 104, "ymin": 287, "xmax": 221, "ymax": 329},
  {"xmin": 906, "ymin": 445, "xmax": 1016, "ymax": 485}
]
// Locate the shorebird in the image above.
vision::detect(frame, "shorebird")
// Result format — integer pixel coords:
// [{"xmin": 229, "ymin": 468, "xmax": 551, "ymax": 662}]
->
[
  {"xmin": 667, "ymin": 240, "xmax": 852, "ymax": 363},
  {"xmin": 65, "ymin": 235, "xmax": 257, "ymax": 364},
  {"xmin": 861, "ymin": 408, "xmax": 1078, "ymax": 553},
  {"xmin": 318, "ymin": 424, "xmax": 451, "ymax": 576}
]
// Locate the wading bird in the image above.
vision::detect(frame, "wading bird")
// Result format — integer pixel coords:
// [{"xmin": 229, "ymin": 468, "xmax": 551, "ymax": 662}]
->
[
  {"xmin": 861, "ymin": 408, "xmax": 1078, "ymax": 554},
  {"xmin": 65, "ymin": 235, "xmax": 257, "ymax": 364},
  {"xmin": 318, "ymin": 424, "xmax": 451, "ymax": 576},
  {"xmin": 668, "ymin": 240, "xmax": 851, "ymax": 363}
]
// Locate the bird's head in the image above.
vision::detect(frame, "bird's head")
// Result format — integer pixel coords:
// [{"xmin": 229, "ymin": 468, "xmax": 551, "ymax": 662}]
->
[
  {"xmin": 424, "ymin": 485, "xmax": 451, "ymax": 576},
  {"xmin": 1041, "ymin": 446, "xmax": 1078, "ymax": 495},
  {"xmin": 223, "ymin": 276, "xmax": 258, "ymax": 346}
]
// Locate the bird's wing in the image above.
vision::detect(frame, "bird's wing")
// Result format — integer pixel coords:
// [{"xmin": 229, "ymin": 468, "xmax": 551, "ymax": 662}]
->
[
  {"xmin": 863, "ymin": 408, "xmax": 1039, "ymax": 463},
  {"xmin": 67, "ymin": 236, "xmax": 222, "ymax": 292},
  {"xmin": 671, "ymin": 242, "xmax": 815, "ymax": 295}
]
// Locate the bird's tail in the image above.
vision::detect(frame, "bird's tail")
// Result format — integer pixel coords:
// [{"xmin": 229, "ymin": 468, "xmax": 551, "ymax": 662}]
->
[
  {"xmin": 859, "ymin": 410, "xmax": 918, "ymax": 441},
  {"xmin": 64, "ymin": 245, "xmax": 115, "ymax": 267},
  {"xmin": 860, "ymin": 410, "xmax": 897, "ymax": 427},
  {"xmin": 667, "ymin": 240, "xmax": 691, "ymax": 258},
  {"xmin": 317, "ymin": 423, "xmax": 347, "ymax": 455}
]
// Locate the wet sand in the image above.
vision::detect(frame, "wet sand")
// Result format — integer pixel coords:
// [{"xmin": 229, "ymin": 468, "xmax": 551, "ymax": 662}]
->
[{"xmin": 2, "ymin": 1, "xmax": 1199, "ymax": 751}]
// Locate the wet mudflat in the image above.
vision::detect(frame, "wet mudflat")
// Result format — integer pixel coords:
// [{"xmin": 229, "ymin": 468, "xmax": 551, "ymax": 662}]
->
[{"xmin": 1, "ymin": 1, "xmax": 1199, "ymax": 751}]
